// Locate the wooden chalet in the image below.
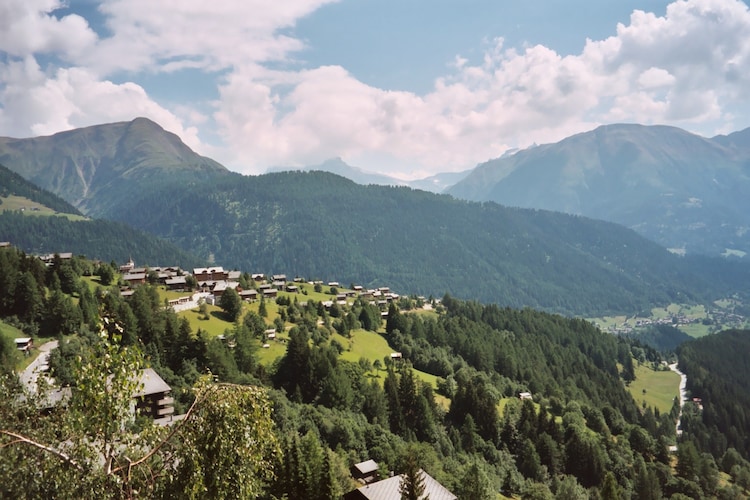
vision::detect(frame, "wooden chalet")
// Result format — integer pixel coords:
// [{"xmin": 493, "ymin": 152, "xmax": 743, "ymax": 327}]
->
[
  {"xmin": 344, "ymin": 469, "xmax": 456, "ymax": 500},
  {"xmin": 134, "ymin": 368, "xmax": 174, "ymax": 420}
]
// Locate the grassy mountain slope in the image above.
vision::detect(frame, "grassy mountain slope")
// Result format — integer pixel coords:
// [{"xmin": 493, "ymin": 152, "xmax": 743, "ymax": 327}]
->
[
  {"xmin": 108, "ymin": 170, "xmax": 750, "ymax": 316},
  {"xmin": 448, "ymin": 124, "xmax": 750, "ymax": 257},
  {"xmin": 0, "ymin": 117, "xmax": 230, "ymax": 216},
  {"xmin": 0, "ymin": 164, "xmax": 83, "ymax": 216}
]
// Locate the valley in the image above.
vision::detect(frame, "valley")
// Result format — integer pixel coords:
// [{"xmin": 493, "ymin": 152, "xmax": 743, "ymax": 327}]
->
[{"xmin": 591, "ymin": 300, "xmax": 750, "ymax": 339}]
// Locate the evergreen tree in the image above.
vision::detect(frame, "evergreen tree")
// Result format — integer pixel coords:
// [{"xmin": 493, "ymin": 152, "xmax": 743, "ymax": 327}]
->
[
  {"xmin": 219, "ymin": 287, "xmax": 242, "ymax": 322},
  {"xmin": 599, "ymin": 471, "xmax": 621, "ymax": 499},
  {"xmin": 399, "ymin": 447, "xmax": 427, "ymax": 500},
  {"xmin": 40, "ymin": 289, "xmax": 82, "ymax": 337},
  {"xmin": 676, "ymin": 441, "xmax": 700, "ymax": 483},
  {"xmin": 361, "ymin": 379, "xmax": 389, "ymax": 426},
  {"xmin": 456, "ymin": 460, "xmax": 494, "ymax": 500},
  {"xmin": 387, "ymin": 302, "xmax": 407, "ymax": 334},
  {"xmin": 385, "ymin": 366, "xmax": 406, "ymax": 436},
  {"xmin": 319, "ymin": 449, "xmax": 342, "ymax": 500},
  {"xmin": 78, "ymin": 284, "xmax": 99, "ymax": 330},
  {"xmin": 14, "ymin": 271, "xmax": 42, "ymax": 324},
  {"xmin": 259, "ymin": 294, "xmax": 268, "ymax": 317},
  {"xmin": 233, "ymin": 324, "xmax": 258, "ymax": 375},
  {"xmin": 95, "ymin": 263, "xmax": 115, "ymax": 286},
  {"xmin": 555, "ymin": 474, "xmax": 588, "ymax": 500},
  {"xmin": 633, "ymin": 457, "xmax": 662, "ymax": 500}
]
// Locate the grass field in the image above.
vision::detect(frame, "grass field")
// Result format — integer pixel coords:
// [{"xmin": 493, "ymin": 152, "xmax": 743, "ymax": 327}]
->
[
  {"xmin": 627, "ymin": 362, "xmax": 680, "ymax": 414},
  {"xmin": 589, "ymin": 315, "xmax": 627, "ymax": 331},
  {"xmin": 0, "ymin": 319, "xmax": 26, "ymax": 339},
  {"xmin": 0, "ymin": 195, "xmax": 86, "ymax": 221},
  {"xmin": 679, "ymin": 323, "xmax": 713, "ymax": 338},
  {"xmin": 337, "ymin": 329, "xmax": 392, "ymax": 364}
]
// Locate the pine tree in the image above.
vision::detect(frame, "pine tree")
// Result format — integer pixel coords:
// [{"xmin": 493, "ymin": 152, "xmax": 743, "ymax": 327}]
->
[
  {"xmin": 399, "ymin": 448, "xmax": 427, "ymax": 500},
  {"xmin": 259, "ymin": 294, "xmax": 268, "ymax": 317},
  {"xmin": 455, "ymin": 460, "xmax": 494, "ymax": 500}
]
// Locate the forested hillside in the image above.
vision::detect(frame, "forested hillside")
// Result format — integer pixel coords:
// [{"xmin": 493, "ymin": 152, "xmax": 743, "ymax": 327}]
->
[
  {"xmin": 0, "ymin": 212, "xmax": 202, "ymax": 269},
  {"xmin": 4, "ymin": 245, "xmax": 746, "ymax": 498},
  {"xmin": 0, "ymin": 156, "xmax": 202, "ymax": 268},
  {"xmin": 678, "ymin": 330, "xmax": 750, "ymax": 460},
  {"xmin": 108, "ymin": 170, "xmax": 750, "ymax": 316}
]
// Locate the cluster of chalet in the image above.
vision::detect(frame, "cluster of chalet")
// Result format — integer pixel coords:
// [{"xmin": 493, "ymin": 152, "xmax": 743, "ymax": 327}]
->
[
  {"xmin": 345, "ymin": 459, "xmax": 456, "ymax": 500},
  {"xmin": 38, "ymin": 252, "xmax": 73, "ymax": 265},
  {"xmin": 117, "ymin": 259, "xmax": 409, "ymax": 316},
  {"xmin": 119, "ymin": 258, "xmax": 188, "ymax": 297}
]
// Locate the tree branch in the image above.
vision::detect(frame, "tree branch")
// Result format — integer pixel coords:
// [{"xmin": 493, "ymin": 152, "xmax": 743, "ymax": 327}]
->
[
  {"xmin": 110, "ymin": 384, "xmax": 213, "ymax": 475},
  {"xmin": 0, "ymin": 429, "xmax": 82, "ymax": 470}
]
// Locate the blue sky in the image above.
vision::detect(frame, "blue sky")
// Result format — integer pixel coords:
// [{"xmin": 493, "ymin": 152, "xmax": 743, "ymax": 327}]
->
[{"xmin": 1, "ymin": 0, "xmax": 749, "ymax": 178}]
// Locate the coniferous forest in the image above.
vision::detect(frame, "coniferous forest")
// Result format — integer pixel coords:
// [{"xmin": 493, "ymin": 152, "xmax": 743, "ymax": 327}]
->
[{"xmin": 2, "ymin": 245, "xmax": 750, "ymax": 499}]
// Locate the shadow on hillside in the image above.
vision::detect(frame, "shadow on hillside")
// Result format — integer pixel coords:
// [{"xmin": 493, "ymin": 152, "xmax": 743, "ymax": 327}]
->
[{"xmin": 210, "ymin": 310, "xmax": 233, "ymax": 323}]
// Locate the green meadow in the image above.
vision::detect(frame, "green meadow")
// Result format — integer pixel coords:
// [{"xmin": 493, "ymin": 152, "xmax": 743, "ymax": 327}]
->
[
  {"xmin": 627, "ymin": 362, "xmax": 680, "ymax": 414},
  {"xmin": 0, "ymin": 194, "xmax": 87, "ymax": 221}
]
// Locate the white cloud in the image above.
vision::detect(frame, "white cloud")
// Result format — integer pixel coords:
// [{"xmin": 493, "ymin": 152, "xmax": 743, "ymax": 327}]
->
[
  {"xmin": 85, "ymin": 0, "xmax": 340, "ymax": 74},
  {"xmin": 213, "ymin": 0, "xmax": 750, "ymax": 174},
  {"xmin": 0, "ymin": 0, "xmax": 97, "ymax": 59},
  {"xmin": 0, "ymin": 57, "xmax": 201, "ymax": 149},
  {"xmin": 637, "ymin": 68, "xmax": 676, "ymax": 89}
]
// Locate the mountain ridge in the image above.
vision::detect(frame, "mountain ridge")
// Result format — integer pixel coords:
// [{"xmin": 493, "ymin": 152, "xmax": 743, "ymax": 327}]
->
[
  {"xmin": 447, "ymin": 123, "xmax": 750, "ymax": 257},
  {"xmin": 0, "ymin": 117, "xmax": 230, "ymax": 216}
]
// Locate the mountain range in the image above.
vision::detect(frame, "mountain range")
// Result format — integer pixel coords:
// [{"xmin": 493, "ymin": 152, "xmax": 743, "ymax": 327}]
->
[
  {"xmin": 447, "ymin": 124, "xmax": 750, "ymax": 258},
  {"xmin": 266, "ymin": 124, "xmax": 750, "ymax": 258},
  {"xmin": 2, "ymin": 118, "xmax": 750, "ymax": 315}
]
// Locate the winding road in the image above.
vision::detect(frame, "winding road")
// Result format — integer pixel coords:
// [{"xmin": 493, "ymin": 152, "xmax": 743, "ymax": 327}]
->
[
  {"xmin": 669, "ymin": 362, "xmax": 688, "ymax": 436},
  {"xmin": 19, "ymin": 340, "xmax": 58, "ymax": 393}
]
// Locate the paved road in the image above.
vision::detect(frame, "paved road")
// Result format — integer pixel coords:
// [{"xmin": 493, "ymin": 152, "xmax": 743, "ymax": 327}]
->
[
  {"xmin": 19, "ymin": 340, "xmax": 58, "ymax": 393},
  {"xmin": 669, "ymin": 362, "xmax": 688, "ymax": 435}
]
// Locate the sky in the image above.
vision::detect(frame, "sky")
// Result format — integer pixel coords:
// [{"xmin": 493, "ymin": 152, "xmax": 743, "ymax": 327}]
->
[{"xmin": 2, "ymin": 0, "xmax": 750, "ymax": 179}]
